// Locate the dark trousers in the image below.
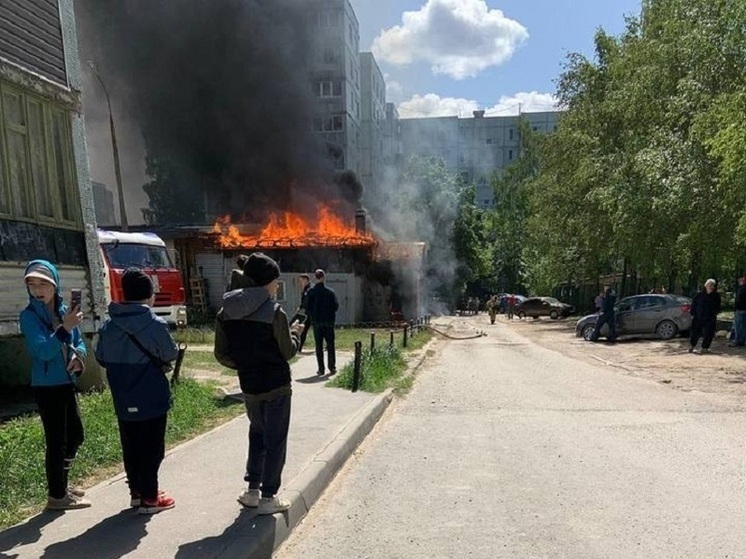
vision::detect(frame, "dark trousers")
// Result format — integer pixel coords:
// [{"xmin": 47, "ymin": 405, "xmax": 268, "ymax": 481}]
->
[
  {"xmin": 313, "ymin": 324, "xmax": 336, "ymax": 372},
  {"xmin": 591, "ymin": 312, "xmax": 617, "ymax": 341},
  {"xmin": 690, "ymin": 317, "xmax": 717, "ymax": 349},
  {"xmin": 118, "ymin": 415, "xmax": 167, "ymax": 501},
  {"xmin": 244, "ymin": 392, "xmax": 291, "ymax": 497},
  {"xmin": 34, "ymin": 385, "xmax": 85, "ymax": 499}
]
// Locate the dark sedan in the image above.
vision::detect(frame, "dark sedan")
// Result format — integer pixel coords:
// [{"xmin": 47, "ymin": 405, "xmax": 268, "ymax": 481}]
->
[
  {"xmin": 517, "ymin": 297, "xmax": 574, "ymax": 320},
  {"xmin": 575, "ymin": 294, "xmax": 693, "ymax": 341}
]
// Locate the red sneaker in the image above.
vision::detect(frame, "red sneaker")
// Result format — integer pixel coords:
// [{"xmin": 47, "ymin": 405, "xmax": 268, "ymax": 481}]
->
[{"xmin": 138, "ymin": 493, "xmax": 175, "ymax": 515}]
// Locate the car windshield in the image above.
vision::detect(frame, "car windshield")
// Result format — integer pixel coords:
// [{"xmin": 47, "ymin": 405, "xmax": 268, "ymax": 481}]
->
[{"xmin": 103, "ymin": 243, "xmax": 173, "ymax": 270}]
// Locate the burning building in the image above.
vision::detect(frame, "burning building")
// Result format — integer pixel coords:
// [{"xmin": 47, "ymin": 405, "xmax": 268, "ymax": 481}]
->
[{"xmin": 153, "ymin": 206, "xmax": 425, "ymax": 325}]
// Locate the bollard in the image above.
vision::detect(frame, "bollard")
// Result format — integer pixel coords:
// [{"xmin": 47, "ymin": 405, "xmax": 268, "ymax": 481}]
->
[
  {"xmin": 352, "ymin": 341, "xmax": 363, "ymax": 393},
  {"xmin": 409, "ymin": 320, "xmax": 415, "ymax": 337},
  {"xmin": 403, "ymin": 325, "xmax": 408, "ymax": 348},
  {"xmin": 389, "ymin": 330, "xmax": 395, "ymax": 348},
  {"xmin": 370, "ymin": 331, "xmax": 376, "ymax": 353}
]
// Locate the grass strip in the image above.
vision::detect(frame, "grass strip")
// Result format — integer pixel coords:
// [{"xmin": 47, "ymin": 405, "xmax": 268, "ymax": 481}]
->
[
  {"xmin": 327, "ymin": 331, "xmax": 432, "ymax": 394},
  {"xmin": 0, "ymin": 379, "xmax": 243, "ymax": 530}
]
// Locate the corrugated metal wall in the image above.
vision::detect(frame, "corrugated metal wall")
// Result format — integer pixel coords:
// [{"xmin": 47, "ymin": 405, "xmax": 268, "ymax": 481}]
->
[
  {"xmin": 194, "ymin": 250, "xmax": 362, "ymax": 324},
  {"xmin": 0, "ymin": 0, "xmax": 67, "ymax": 85}
]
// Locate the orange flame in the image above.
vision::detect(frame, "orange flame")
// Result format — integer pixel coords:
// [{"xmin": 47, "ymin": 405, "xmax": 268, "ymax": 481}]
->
[{"xmin": 211, "ymin": 205, "xmax": 376, "ymax": 250}]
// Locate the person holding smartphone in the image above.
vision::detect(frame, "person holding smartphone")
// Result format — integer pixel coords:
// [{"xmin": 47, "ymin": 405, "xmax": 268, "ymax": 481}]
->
[{"xmin": 20, "ymin": 260, "xmax": 90, "ymax": 510}]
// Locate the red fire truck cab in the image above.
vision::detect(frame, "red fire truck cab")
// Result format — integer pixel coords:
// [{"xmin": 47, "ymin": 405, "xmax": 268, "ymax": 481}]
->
[{"xmin": 97, "ymin": 229, "xmax": 188, "ymax": 326}]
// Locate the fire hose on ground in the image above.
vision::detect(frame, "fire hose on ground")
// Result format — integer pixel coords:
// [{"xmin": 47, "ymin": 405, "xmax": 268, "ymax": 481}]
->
[{"xmin": 424, "ymin": 324, "xmax": 487, "ymax": 340}]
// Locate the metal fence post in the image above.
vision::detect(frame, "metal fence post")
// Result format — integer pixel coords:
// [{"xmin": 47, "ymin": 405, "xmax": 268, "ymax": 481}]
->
[
  {"xmin": 370, "ymin": 331, "xmax": 376, "ymax": 353},
  {"xmin": 352, "ymin": 341, "xmax": 363, "ymax": 393},
  {"xmin": 389, "ymin": 330, "xmax": 395, "ymax": 348},
  {"xmin": 403, "ymin": 326, "xmax": 408, "ymax": 348}
]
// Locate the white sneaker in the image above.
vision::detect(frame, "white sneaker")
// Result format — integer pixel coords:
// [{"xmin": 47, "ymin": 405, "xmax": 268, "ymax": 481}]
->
[
  {"xmin": 256, "ymin": 495, "xmax": 290, "ymax": 515},
  {"xmin": 238, "ymin": 488, "xmax": 261, "ymax": 508}
]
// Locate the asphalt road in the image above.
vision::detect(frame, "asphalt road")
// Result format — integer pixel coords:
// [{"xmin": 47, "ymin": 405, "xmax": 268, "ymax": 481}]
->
[{"xmin": 274, "ymin": 319, "xmax": 746, "ymax": 559}]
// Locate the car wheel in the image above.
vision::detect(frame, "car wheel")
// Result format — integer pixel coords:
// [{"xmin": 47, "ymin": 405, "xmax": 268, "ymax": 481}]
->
[
  {"xmin": 518, "ymin": 311, "xmax": 525, "ymax": 319},
  {"xmin": 656, "ymin": 320, "xmax": 678, "ymax": 340},
  {"xmin": 550, "ymin": 310, "xmax": 559, "ymax": 320},
  {"xmin": 582, "ymin": 324, "xmax": 596, "ymax": 341}
]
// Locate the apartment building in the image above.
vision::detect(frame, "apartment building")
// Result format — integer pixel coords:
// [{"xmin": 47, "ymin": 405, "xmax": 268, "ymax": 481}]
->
[{"xmin": 400, "ymin": 111, "xmax": 561, "ymax": 208}]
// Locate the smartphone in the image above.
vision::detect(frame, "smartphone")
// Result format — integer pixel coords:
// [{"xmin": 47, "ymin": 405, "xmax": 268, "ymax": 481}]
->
[{"xmin": 70, "ymin": 288, "xmax": 82, "ymax": 310}]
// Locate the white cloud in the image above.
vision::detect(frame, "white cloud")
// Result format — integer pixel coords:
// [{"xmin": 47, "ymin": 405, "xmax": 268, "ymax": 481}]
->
[
  {"xmin": 397, "ymin": 91, "xmax": 559, "ymax": 118},
  {"xmin": 372, "ymin": 0, "xmax": 528, "ymax": 80},
  {"xmin": 398, "ymin": 93, "xmax": 478, "ymax": 118},
  {"xmin": 485, "ymin": 91, "xmax": 559, "ymax": 116}
]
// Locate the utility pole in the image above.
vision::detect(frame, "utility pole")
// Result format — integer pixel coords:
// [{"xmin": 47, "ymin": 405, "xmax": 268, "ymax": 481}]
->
[{"xmin": 88, "ymin": 61, "xmax": 128, "ymax": 231}]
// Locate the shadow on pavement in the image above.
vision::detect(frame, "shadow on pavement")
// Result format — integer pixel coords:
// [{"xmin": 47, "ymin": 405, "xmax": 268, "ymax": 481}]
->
[
  {"xmin": 176, "ymin": 508, "xmax": 282, "ymax": 559},
  {"xmin": 39, "ymin": 509, "xmax": 151, "ymax": 559},
  {"xmin": 0, "ymin": 512, "xmax": 61, "ymax": 559},
  {"xmin": 294, "ymin": 375, "xmax": 328, "ymax": 384}
]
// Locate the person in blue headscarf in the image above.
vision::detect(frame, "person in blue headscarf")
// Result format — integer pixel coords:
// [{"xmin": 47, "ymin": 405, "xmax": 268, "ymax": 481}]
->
[{"xmin": 20, "ymin": 259, "xmax": 90, "ymax": 510}]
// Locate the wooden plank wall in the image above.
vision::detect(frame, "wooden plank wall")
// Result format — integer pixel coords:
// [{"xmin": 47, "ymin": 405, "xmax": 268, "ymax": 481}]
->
[{"xmin": 0, "ymin": 0, "xmax": 66, "ymax": 85}]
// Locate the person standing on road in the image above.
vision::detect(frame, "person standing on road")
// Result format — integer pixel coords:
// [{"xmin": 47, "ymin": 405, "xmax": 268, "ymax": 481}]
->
[
  {"xmin": 214, "ymin": 253, "xmax": 303, "ymax": 515},
  {"xmin": 507, "ymin": 294, "xmax": 517, "ymax": 320},
  {"xmin": 306, "ymin": 269, "xmax": 339, "ymax": 376},
  {"xmin": 689, "ymin": 279, "xmax": 722, "ymax": 354},
  {"xmin": 590, "ymin": 286, "xmax": 617, "ymax": 342},
  {"xmin": 292, "ymin": 274, "xmax": 312, "ymax": 353},
  {"xmin": 486, "ymin": 295, "xmax": 498, "ymax": 325},
  {"xmin": 95, "ymin": 269, "xmax": 179, "ymax": 515},
  {"xmin": 730, "ymin": 277, "xmax": 746, "ymax": 348},
  {"xmin": 594, "ymin": 291, "xmax": 604, "ymax": 314},
  {"xmin": 20, "ymin": 260, "xmax": 90, "ymax": 511}
]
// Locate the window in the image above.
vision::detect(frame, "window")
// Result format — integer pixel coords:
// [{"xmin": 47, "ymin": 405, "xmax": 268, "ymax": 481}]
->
[
  {"xmin": 316, "ymin": 80, "xmax": 341, "ymax": 98},
  {"xmin": 102, "ymin": 243, "xmax": 174, "ymax": 269},
  {"xmin": 508, "ymin": 149, "xmax": 514, "ymax": 161},
  {"xmin": 313, "ymin": 115, "xmax": 344, "ymax": 132},
  {"xmin": 532, "ymin": 125, "xmax": 539, "ymax": 132},
  {"xmin": 486, "ymin": 138, "xmax": 493, "ymax": 145},
  {"xmin": 0, "ymin": 83, "xmax": 80, "ymax": 225},
  {"xmin": 323, "ymin": 47, "xmax": 339, "ymax": 64},
  {"xmin": 508, "ymin": 128, "xmax": 514, "ymax": 141}
]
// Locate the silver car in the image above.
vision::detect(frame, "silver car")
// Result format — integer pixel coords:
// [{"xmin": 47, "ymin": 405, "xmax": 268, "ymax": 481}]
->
[{"xmin": 575, "ymin": 294, "xmax": 693, "ymax": 341}]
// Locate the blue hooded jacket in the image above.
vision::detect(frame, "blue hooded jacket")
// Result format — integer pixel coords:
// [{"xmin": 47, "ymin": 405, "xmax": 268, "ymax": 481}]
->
[
  {"xmin": 19, "ymin": 260, "xmax": 87, "ymax": 387},
  {"xmin": 95, "ymin": 302, "xmax": 178, "ymax": 421}
]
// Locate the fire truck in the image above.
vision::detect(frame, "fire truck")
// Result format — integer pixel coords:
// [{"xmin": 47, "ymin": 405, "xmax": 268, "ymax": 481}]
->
[{"xmin": 97, "ymin": 229, "xmax": 188, "ymax": 326}]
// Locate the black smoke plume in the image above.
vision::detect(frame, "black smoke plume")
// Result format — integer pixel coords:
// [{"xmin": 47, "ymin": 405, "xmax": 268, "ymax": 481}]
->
[{"xmin": 77, "ymin": 0, "xmax": 355, "ymax": 225}]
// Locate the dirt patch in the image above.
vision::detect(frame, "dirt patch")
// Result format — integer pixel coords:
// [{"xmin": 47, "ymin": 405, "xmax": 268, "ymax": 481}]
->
[{"xmin": 493, "ymin": 315, "xmax": 746, "ymax": 395}]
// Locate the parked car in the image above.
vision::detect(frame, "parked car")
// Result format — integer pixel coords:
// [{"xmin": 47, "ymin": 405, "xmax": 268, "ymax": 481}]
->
[
  {"xmin": 517, "ymin": 297, "xmax": 574, "ymax": 320},
  {"xmin": 499, "ymin": 294, "xmax": 527, "ymax": 313},
  {"xmin": 575, "ymin": 294, "xmax": 692, "ymax": 341}
]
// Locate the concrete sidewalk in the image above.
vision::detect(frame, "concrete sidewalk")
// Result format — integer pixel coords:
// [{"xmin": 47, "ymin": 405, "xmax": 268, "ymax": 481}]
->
[{"xmin": 0, "ymin": 352, "xmax": 392, "ymax": 559}]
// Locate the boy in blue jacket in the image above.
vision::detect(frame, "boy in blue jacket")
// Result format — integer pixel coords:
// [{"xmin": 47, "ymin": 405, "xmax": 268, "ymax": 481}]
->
[
  {"xmin": 95, "ymin": 268, "xmax": 178, "ymax": 514},
  {"xmin": 20, "ymin": 260, "xmax": 90, "ymax": 510}
]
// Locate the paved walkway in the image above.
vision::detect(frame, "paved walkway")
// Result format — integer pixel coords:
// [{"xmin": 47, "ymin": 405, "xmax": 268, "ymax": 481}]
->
[{"xmin": 0, "ymin": 352, "xmax": 379, "ymax": 559}]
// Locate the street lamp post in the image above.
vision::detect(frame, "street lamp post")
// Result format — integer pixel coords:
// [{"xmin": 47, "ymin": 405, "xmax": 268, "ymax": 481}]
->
[{"xmin": 88, "ymin": 61, "xmax": 128, "ymax": 231}]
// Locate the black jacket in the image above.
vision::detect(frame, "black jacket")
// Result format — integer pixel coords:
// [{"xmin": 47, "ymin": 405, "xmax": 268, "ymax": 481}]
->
[
  {"xmin": 306, "ymin": 282, "xmax": 339, "ymax": 325},
  {"xmin": 214, "ymin": 287, "xmax": 299, "ymax": 395},
  {"xmin": 691, "ymin": 290, "xmax": 722, "ymax": 321},
  {"xmin": 601, "ymin": 289, "xmax": 617, "ymax": 315},
  {"xmin": 735, "ymin": 286, "xmax": 746, "ymax": 312}
]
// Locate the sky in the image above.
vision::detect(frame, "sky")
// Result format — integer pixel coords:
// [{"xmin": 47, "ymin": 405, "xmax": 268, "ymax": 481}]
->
[{"xmin": 349, "ymin": 0, "xmax": 642, "ymax": 117}]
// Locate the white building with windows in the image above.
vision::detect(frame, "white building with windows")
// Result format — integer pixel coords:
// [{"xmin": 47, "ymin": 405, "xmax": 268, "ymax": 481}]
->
[{"xmin": 400, "ymin": 111, "xmax": 561, "ymax": 208}]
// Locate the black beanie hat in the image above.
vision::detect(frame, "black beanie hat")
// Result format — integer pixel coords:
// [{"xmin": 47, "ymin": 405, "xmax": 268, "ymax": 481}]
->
[
  {"xmin": 122, "ymin": 268, "xmax": 154, "ymax": 301},
  {"xmin": 243, "ymin": 253, "xmax": 280, "ymax": 286}
]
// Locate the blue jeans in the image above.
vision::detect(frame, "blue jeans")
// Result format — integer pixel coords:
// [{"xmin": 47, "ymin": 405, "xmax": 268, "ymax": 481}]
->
[{"xmin": 735, "ymin": 310, "xmax": 746, "ymax": 346}]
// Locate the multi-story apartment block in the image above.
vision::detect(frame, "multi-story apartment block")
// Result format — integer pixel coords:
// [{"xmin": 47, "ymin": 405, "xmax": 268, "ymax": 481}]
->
[
  {"xmin": 308, "ymin": 0, "xmax": 362, "ymax": 175},
  {"xmin": 400, "ymin": 111, "xmax": 561, "ymax": 208},
  {"xmin": 359, "ymin": 53, "xmax": 386, "ymax": 191}
]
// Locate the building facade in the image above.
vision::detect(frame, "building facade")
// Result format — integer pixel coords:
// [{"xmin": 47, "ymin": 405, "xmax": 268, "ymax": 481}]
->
[
  {"xmin": 92, "ymin": 181, "xmax": 116, "ymax": 226},
  {"xmin": 359, "ymin": 53, "xmax": 386, "ymax": 192},
  {"xmin": 0, "ymin": 0, "xmax": 105, "ymax": 384},
  {"xmin": 307, "ymin": 0, "xmax": 362, "ymax": 175},
  {"xmin": 400, "ymin": 111, "xmax": 561, "ymax": 208}
]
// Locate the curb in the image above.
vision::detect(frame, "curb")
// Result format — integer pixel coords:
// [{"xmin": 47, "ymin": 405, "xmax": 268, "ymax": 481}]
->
[{"xmin": 220, "ymin": 389, "xmax": 394, "ymax": 559}]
